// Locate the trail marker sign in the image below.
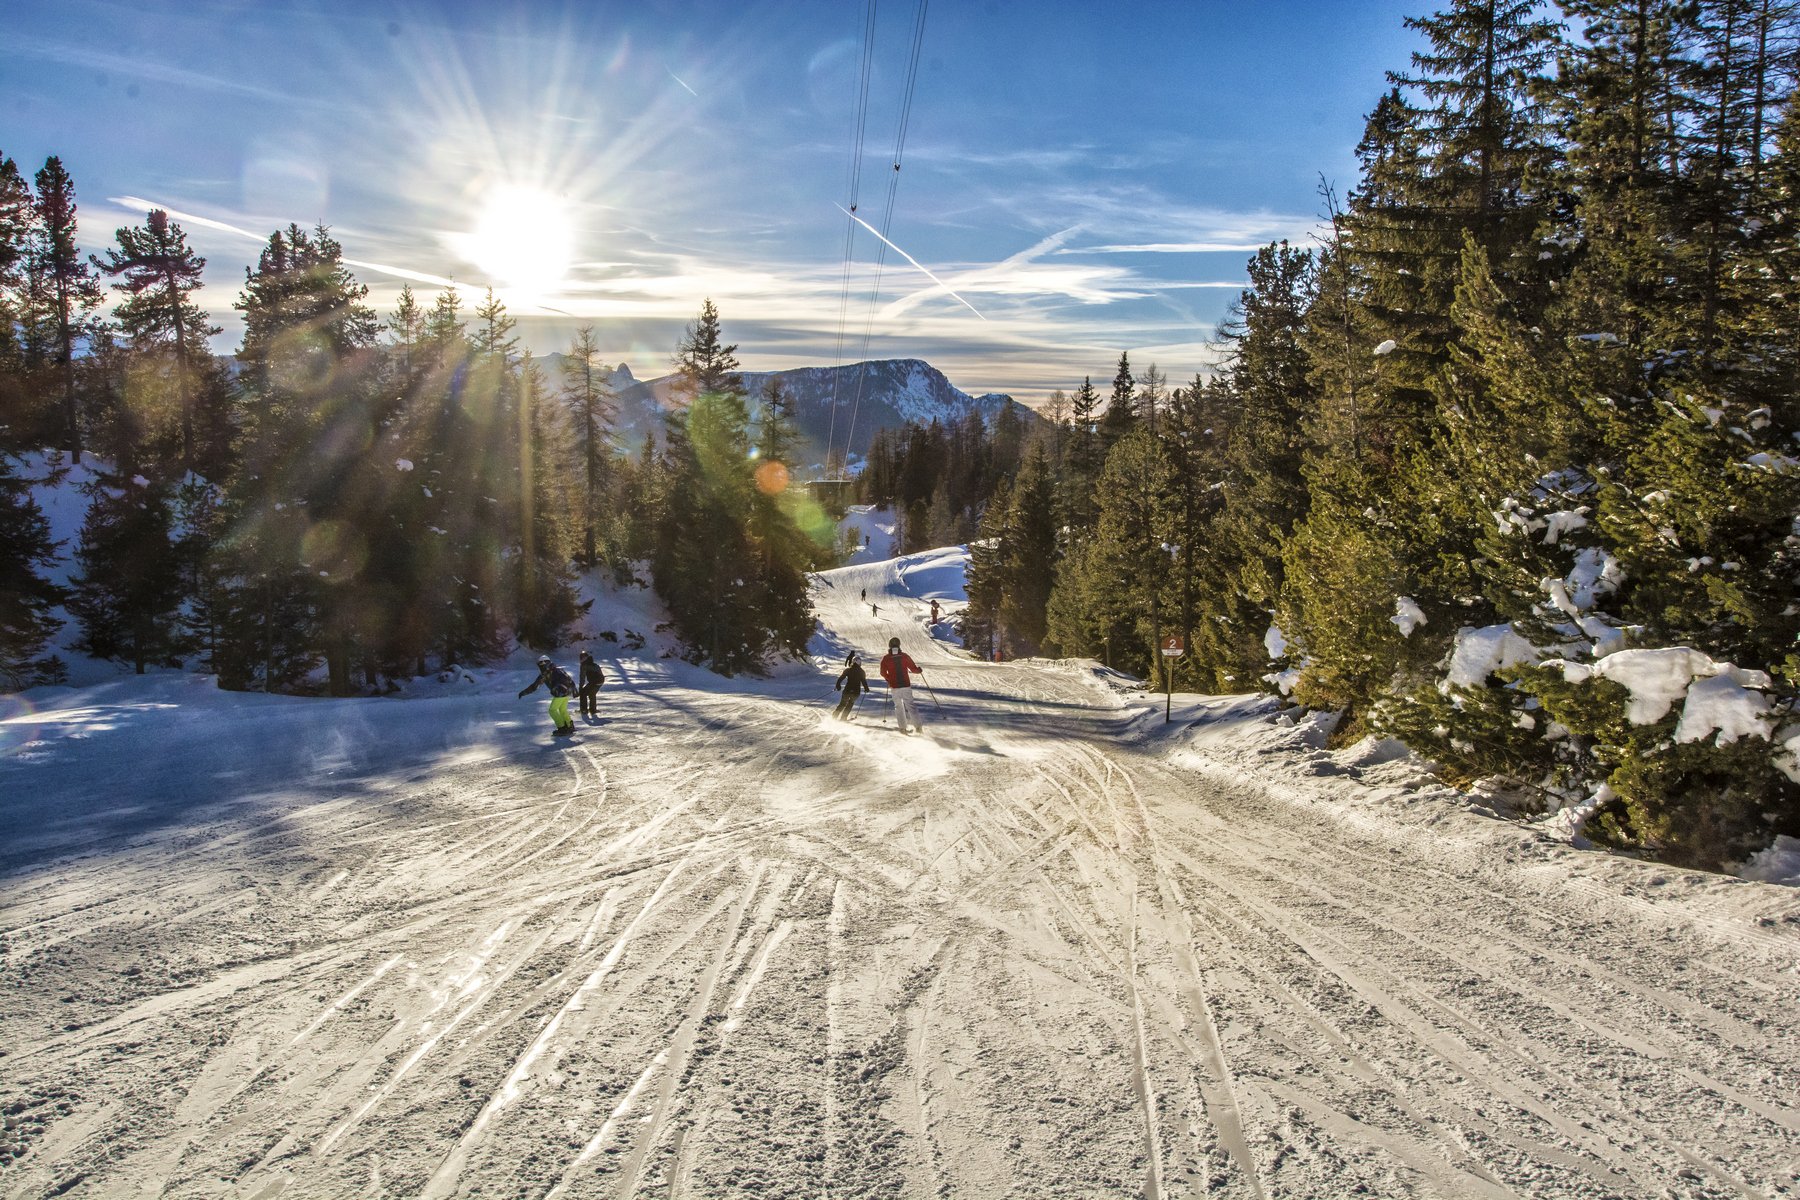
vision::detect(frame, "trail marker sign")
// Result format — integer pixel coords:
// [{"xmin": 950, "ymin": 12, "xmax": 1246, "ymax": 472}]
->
[{"xmin": 1160, "ymin": 635, "xmax": 1185, "ymax": 658}]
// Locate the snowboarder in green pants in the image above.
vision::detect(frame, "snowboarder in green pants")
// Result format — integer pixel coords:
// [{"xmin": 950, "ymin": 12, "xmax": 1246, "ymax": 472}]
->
[{"xmin": 519, "ymin": 655, "xmax": 577, "ymax": 737}]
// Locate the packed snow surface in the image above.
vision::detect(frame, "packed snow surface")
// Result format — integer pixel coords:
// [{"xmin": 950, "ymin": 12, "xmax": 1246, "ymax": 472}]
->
[{"xmin": 3, "ymin": 546, "xmax": 1799, "ymax": 1198}]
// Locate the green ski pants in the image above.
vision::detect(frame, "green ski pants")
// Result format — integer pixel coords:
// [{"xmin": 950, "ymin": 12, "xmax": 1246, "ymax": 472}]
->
[{"xmin": 549, "ymin": 696, "xmax": 571, "ymax": 728}]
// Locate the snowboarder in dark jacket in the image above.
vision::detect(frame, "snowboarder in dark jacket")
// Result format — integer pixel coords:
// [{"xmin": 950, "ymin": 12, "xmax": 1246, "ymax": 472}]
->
[
  {"xmin": 578, "ymin": 649, "xmax": 605, "ymax": 719},
  {"xmin": 519, "ymin": 655, "xmax": 577, "ymax": 736},
  {"xmin": 833, "ymin": 653, "xmax": 870, "ymax": 720}
]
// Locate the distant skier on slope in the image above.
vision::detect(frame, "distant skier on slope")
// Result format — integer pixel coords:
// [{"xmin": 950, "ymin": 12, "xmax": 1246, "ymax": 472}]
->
[
  {"xmin": 879, "ymin": 637, "xmax": 925, "ymax": 734},
  {"xmin": 578, "ymin": 649, "xmax": 605, "ymax": 720},
  {"xmin": 519, "ymin": 655, "xmax": 577, "ymax": 738},
  {"xmin": 833, "ymin": 653, "xmax": 870, "ymax": 720}
]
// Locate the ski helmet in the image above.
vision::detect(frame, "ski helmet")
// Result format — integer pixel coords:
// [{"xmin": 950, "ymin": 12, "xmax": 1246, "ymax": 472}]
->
[
  {"xmin": 537, "ymin": 655, "xmax": 551, "ymax": 666},
  {"xmin": 888, "ymin": 637, "xmax": 900, "ymax": 649},
  {"xmin": 845, "ymin": 653, "xmax": 857, "ymax": 664}
]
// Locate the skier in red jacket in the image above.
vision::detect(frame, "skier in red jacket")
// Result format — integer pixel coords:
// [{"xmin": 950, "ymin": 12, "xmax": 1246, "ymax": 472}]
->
[{"xmin": 879, "ymin": 637, "xmax": 924, "ymax": 734}]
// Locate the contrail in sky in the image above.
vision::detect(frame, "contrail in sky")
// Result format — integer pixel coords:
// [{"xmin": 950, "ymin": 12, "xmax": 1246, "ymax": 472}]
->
[
  {"xmin": 114, "ymin": 195, "xmax": 458, "ymax": 287},
  {"xmin": 837, "ymin": 205, "xmax": 986, "ymax": 321},
  {"xmin": 666, "ymin": 68, "xmax": 699, "ymax": 97}
]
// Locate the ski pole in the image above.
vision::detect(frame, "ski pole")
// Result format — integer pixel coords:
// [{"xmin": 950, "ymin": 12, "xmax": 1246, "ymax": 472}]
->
[{"xmin": 921, "ymin": 675, "xmax": 942, "ymax": 711}]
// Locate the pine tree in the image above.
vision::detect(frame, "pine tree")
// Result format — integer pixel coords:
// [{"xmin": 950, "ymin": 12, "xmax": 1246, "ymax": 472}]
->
[
  {"xmin": 653, "ymin": 301, "xmax": 814, "ymax": 673},
  {"xmin": 471, "ymin": 286, "xmax": 518, "ymax": 362},
  {"xmin": 218, "ymin": 225, "xmax": 379, "ymax": 692},
  {"xmin": 425, "ymin": 284, "xmax": 466, "ymax": 354},
  {"xmin": 68, "ymin": 471, "xmax": 184, "ymax": 673},
  {"xmin": 32, "ymin": 157, "xmax": 103, "ymax": 461},
  {"xmin": 511, "ymin": 353, "xmax": 582, "ymax": 648},
  {"xmin": 962, "ymin": 480, "xmax": 1011, "ymax": 659},
  {"xmin": 560, "ymin": 325, "xmax": 617, "ymax": 568},
  {"xmin": 1163, "ymin": 375, "xmax": 1260, "ymax": 688},
  {"xmin": 754, "ymin": 376, "xmax": 800, "ymax": 468},
  {"xmin": 0, "ymin": 153, "xmax": 34, "ymax": 431},
  {"xmin": 0, "ymin": 451, "xmax": 65, "ymax": 689},
  {"xmin": 1216, "ymin": 241, "xmax": 1318, "ymax": 615},
  {"xmin": 387, "ymin": 283, "xmax": 425, "ymax": 378},
  {"xmin": 1063, "ymin": 376, "xmax": 1102, "ymax": 535},
  {"xmin": 1081, "ymin": 427, "xmax": 1174, "ymax": 679},
  {"xmin": 997, "ymin": 441, "xmax": 1059, "ymax": 653},
  {"xmin": 91, "ymin": 208, "xmax": 224, "ymax": 477},
  {"xmin": 1099, "ymin": 351, "xmax": 1137, "ymax": 451}
]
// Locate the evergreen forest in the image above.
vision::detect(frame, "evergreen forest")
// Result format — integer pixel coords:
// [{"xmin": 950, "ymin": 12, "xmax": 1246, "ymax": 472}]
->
[
  {"xmin": 949, "ymin": 0, "xmax": 1800, "ymax": 871},
  {"xmin": 0, "ymin": 162, "xmax": 829, "ymax": 691}
]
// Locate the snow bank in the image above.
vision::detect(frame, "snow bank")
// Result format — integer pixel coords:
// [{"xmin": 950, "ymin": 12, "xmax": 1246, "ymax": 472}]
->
[
  {"xmin": 1263, "ymin": 667, "xmax": 1301, "ymax": 696},
  {"xmin": 1550, "ymin": 648, "xmax": 1774, "ymax": 744},
  {"xmin": 1737, "ymin": 835, "xmax": 1800, "ymax": 885},
  {"xmin": 895, "ymin": 546, "xmax": 969, "ymax": 603},
  {"xmin": 839, "ymin": 505, "xmax": 896, "ymax": 564},
  {"xmin": 1674, "ymin": 666, "xmax": 1774, "ymax": 745},
  {"xmin": 1444, "ymin": 624, "xmax": 1540, "ymax": 688}
]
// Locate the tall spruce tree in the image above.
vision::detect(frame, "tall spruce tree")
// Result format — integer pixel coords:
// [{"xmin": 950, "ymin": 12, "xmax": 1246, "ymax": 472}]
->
[
  {"xmin": 560, "ymin": 325, "xmax": 617, "ymax": 568},
  {"xmin": 32, "ymin": 158, "xmax": 102, "ymax": 461},
  {"xmin": 92, "ymin": 208, "xmax": 225, "ymax": 477},
  {"xmin": 0, "ymin": 451, "xmax": 64, "ymax": 689},
  {"xmin": 1063, "ymin": 376, "xmax": 1102, "ymax": 535},
  {"xmin": 220, "ymin": 225, "xmax": 379, "ymax": 692},
  {"xmin": 511, "ymin": 352, "xmax": 582, "ymax": 648},
  {"xmin": 0, "ymin": 153, "xmax": 34, "ymax": 435},
  {"xmin": 654, "ymin": 301, "xmax": 813, "ymax": 673},
  {"xmin": 997, "ymin": 441, "xmax": 1059, "ymax": 653},
  {"xmin": 1099, "ymin": 351, "xmax": 1138, "ymax": 451},
  {"xmin": 68, "ymin": 472, "xmax": 184, "ymax": 674}
]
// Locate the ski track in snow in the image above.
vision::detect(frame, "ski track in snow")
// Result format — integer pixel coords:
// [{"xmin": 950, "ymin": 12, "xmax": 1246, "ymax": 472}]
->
[{"xmin": 3, "ymin": 553, "xmax": 1799, "ymax": 1198}]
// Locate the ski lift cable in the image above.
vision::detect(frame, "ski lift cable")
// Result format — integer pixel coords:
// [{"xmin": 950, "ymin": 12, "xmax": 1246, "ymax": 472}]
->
[
  {"xmin": 841, "ymin": 0, "xmax": 929, "ymax": 469},
  {"xmin": 825, "ymin": 0, "xmax": 881, "ymax": 475}
]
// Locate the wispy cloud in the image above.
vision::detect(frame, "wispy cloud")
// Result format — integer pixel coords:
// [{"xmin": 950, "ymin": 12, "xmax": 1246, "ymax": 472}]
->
[
  {"xmin": 7, "ymin": 34, "xmax": 304, "ymax": 105},
  {"xmin": 1080, "ymin": 241, "xmax": 1271, "ymax": 254}
]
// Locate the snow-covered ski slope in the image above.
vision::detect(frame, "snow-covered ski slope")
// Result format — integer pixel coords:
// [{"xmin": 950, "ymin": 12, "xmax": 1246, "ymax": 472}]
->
[{"xmin": 3, "ymin": 547, "xmax": 1798, "ymax": 1198}]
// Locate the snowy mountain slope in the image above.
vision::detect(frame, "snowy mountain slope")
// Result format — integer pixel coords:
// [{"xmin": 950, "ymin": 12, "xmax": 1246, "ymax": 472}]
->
[
  {"xmin": 604, "ymin": 357, "xmax": 1024, "ymax": 468},
  {"xmin": 2, "ymin": 547, "xmax": 1798, "ymax": 1197}
]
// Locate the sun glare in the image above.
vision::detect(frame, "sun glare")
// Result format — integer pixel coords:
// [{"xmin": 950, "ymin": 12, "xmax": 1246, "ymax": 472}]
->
[{"xmin": 461, "ymin": 184, "xmax": 575, "ymax": 300}]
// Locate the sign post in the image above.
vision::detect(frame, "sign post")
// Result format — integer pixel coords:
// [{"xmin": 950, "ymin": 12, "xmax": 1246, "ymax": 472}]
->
[{"xmin": 1159, "ymin": 635, "xmax": 1184, "ymax": 724}]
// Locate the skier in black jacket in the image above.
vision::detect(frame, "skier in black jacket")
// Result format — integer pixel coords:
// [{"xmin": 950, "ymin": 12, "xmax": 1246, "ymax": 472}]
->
[
  {"xmin": 833, "ymin": 653, "xmax": 870, "ymax": 720},
  {"xmin": 519, "ymin": 655, "xmax": 577, "ymax": 737},
  {"xmin": 578, "ymin": 649, "xmax": 605, "ymax": 719}
]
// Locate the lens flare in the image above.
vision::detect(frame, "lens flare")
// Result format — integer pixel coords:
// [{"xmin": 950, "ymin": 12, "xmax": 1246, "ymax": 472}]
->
[
  {"xmin": 0, "ymin": 694, "xmax": 43, "ymax": 756},
  {"xmin": 754, "ymin": 460, "xmax": 790, "ymax": 495}
]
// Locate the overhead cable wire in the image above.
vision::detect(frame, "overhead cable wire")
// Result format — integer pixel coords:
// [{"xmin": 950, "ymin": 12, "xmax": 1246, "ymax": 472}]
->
[
  {"xmin": 840, "ymin": 0, "xmax": 929, "ymax": 469},
  {"xmin": 824, "ymin": 0, "xmax": 880, "ymax": 478}
]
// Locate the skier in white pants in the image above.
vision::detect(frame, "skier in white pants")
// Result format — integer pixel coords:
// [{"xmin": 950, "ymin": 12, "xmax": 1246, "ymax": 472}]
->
[{"xmin": 879, "ymin": 637, "xmax": 925, "ymax": 734}]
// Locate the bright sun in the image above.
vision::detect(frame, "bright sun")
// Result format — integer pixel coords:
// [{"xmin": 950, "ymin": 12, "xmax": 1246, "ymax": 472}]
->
[{"xmin": 462, "ymin": 184, "xmax": 574, "ymax": 299}]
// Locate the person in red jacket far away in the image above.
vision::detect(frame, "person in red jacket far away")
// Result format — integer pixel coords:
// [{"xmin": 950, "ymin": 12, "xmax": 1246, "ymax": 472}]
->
[{"xmin": 880, "ymin": 637, "xmax": 925, "ymax": 734}]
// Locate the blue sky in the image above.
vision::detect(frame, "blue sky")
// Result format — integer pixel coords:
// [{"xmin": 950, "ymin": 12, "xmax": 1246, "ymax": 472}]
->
[{"xmin": 4, "ymin": 0, "xmax": 1427, "ymax": 404}]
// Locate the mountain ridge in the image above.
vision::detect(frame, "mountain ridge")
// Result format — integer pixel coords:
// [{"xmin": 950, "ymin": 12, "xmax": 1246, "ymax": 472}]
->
[{"xmin": 538, "ymin": 355, "xmax": 1027, "ymax": 470}]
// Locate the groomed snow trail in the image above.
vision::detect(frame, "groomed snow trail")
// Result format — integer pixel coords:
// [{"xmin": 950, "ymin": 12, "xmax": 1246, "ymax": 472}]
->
[{"xmin": 3, "ymin": 551, "xmax": 1798, "ymax": 1198}]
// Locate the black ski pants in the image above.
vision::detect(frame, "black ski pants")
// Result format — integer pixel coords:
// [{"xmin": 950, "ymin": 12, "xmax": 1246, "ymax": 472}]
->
[{"xmin": 579, "ymin": 684, "xmax": 600, "ymax": 717}]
